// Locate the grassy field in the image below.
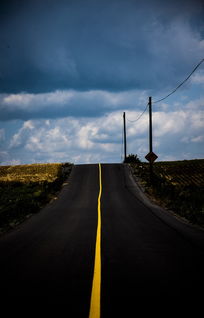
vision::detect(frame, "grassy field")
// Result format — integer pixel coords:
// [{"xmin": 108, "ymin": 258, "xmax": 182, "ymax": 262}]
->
[
  {"xmin": 0, "ymin": 163, "xmax": 72, "ymax": 234},
  {"xmin": 130, "ymin": 159, "xmax": 204, "ymax": 227}
]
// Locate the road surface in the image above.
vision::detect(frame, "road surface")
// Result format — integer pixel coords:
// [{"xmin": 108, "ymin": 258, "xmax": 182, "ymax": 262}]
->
[{"xmin": 0, "ymin": 164, "xmax": 204, "ymax": 316}]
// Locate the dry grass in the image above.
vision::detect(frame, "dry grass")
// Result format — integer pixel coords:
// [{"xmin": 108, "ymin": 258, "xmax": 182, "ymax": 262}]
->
[{"xmin": 0, "ymin": 163, "xmax": 72, "ymax": 235}]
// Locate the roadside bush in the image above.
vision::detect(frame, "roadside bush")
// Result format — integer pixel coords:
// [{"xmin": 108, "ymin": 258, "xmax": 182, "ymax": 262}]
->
[{"xmin": 124, "ymin": 154, "xmax": 141, "ymax": 164}]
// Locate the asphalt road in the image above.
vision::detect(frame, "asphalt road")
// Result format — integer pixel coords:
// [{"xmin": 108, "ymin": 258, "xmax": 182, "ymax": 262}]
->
[{"xmin": 0, "ymin": 164, "xmax": 204, "ymax": 317}]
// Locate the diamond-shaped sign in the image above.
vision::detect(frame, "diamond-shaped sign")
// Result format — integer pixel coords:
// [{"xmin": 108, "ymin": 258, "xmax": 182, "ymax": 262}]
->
[{"xmin": 145, "ymin": 151, "xmax": 158, "ymax": 163}]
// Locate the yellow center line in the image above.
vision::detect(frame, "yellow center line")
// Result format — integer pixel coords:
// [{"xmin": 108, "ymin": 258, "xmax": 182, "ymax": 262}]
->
[{"xmin": 89, "ymin": 163, "xmax": 102, "ymax": 318}]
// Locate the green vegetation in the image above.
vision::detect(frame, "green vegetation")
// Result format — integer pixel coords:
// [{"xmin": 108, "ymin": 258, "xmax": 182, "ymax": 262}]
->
[
  {"xmin": 0, "ymin": 163, "xmax": 72, "ymax": 234},
  {"xmin": 124, "ymin": 154, "xmax": 141, "ymax": 164},
  {"xmin": 130, "ymin": 159, "xmax": 204, "ymax": 226}
]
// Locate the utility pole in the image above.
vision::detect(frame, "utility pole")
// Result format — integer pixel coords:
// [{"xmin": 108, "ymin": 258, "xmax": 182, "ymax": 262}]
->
[
  {"xmin": 123, "ymin": 112, "xmax": 127, "ymax": 162},
  {"xmin": 149, "ymin": 97, "xmax": 153, "ymax": 153},
  {"xmin": 145, "ymin": 97, "xmax": 158, "ymax": 181},
  {"xmin": 149, "ymin": 97, "xmax": 153, "ymax": 178},
  {"xmin": 149, "ymin": 97, "xmax": 153, "ymax": 177}
]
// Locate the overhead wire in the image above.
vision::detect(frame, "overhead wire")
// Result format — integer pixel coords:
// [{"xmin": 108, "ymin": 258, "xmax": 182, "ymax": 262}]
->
[
  {"xmin": 153, "ymin": 58, "xmax": 204, "ymax": 104},
  {"xmin": 121, "ymin": 58, "xmax": 204, "ymax": 158},
  {"xmin": 126, "ymin": 102, "xmax": 149, "ymax": 123}
]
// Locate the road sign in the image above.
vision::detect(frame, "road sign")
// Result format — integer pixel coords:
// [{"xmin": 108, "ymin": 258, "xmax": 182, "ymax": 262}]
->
[{"xmin": 145, "ymin": 151, "xmax": 158, "ymax": 163}]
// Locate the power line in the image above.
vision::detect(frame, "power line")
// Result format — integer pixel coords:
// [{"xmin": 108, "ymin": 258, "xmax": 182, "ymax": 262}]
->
[
  {"xmin": 153, "ymin": 58, "xmax": 204, "ymax": 104},
  {"xmin": 126, "ymin": 103, "xmax": 149, "ymax": 123},
  {"xmin": 124, "ymin": 59, "xmax": 204, "ymax": 123}
]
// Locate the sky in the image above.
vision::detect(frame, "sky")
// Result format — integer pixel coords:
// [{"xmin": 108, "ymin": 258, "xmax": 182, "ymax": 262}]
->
[{"xmin": 0, "ymin": 0, "xmax": 204, "ymax": 165}]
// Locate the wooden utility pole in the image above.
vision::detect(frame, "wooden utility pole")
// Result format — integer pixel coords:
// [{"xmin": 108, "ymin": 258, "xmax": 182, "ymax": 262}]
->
[
  {"xmin": 123, "ymin": 112, "xmax": 127, "ymax": 162},
  {"xmin": 149, "ymin": 97, "xmax": 153, "ymax": 178},
  {"xmin": 149, "ymin": 96, "xmax": 153, "ymax": 154},
  {"xmin": 145, "ymin": 97, "xmax": 158, "ymax": 181}
]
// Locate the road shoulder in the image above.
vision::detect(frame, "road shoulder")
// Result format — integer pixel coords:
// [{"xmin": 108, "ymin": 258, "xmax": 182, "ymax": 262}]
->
[{"xmin": 124, "ymin": 164, "xmax": 204, "ymax": 250}]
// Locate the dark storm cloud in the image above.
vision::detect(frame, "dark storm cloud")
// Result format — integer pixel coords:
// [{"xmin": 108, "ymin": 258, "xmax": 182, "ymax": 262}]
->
[{"xmin": 0, "ymin": 0, "xmax": 204, "ymax": 94}]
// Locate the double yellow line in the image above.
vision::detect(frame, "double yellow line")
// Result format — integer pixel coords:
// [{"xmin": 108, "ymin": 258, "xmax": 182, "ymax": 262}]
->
[{"xmin": 89, "ymin": 164, "xmax": 102, "ymax": 318}]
